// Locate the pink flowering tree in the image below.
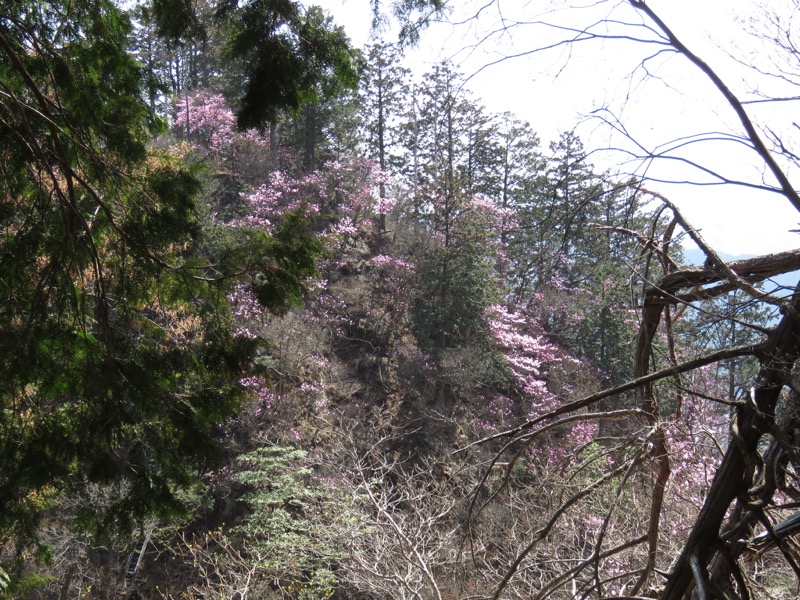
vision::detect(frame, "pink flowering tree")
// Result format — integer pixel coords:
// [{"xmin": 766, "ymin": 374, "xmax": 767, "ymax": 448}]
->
[
  {"xmin": 481, "ymin": 303, "xmax": 602, "ymax": 449},
  {"xmin": 236, "ymin": 158, "xmax": 386, "ymax": 240},
  {"xmin": 224, "ymin": 156, "xmax": 395, "ymax": 442},
  {"xmin": 174, "ymin": 92, "xmax": 237, "ymax": 155},
  {"xmin": 485, "ymin": 304, "xmax": 563, "ymax": 411},
  {"xmin": 173, "ymin": 91, "xmax": 270, "ymax": 181}
]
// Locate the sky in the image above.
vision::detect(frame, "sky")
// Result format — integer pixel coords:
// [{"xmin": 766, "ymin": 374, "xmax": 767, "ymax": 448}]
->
[{"xmin": 316, "ymin": 0, "xmax": 800, "ymax": 258}]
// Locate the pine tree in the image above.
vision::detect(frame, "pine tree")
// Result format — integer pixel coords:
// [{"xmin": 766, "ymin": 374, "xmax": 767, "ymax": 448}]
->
[
  {"xmin": 0, "ymin": 0, "xmax": 331, "ymax": 545},
  {"xmin": 359, "ymin": 42, "xmax": 410, "ymax": 230}
]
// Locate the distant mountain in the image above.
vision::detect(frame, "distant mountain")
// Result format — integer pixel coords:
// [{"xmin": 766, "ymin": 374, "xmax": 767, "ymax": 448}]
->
[
  {"xmin": 682, "ymin": 247, "xmax": 799, "ymax": 295},
  {"xmin": 682, "ymin": 247, "xmax": 751, "ymax": 267}
]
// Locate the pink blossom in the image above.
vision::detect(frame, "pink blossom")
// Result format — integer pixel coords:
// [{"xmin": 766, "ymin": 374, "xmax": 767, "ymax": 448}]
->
[
  {"xmin": 229, "ymin": 283, "xmax": 263, "ymax": 339},
  {"xmin": 370, "ymin": 255, "xmax": 415, "ymax": 272},
  {"xmin": 174, "ymin": 92, "xmax": 236, "ymax": 154},
  {"xmin": 174, "ymin": 91, "xmax": 270, "ymax": 158},
  {"xmin": 486, "ymin": 303, "xmax": 562, "ymax": 412}
]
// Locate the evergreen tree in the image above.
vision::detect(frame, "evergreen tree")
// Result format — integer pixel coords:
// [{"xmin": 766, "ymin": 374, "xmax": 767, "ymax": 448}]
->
[
  {"xmin": 0, "ymin": 0, "xmax": 328, "ymax": 547},
  {"xmin": 504, "ymin": 132, "xmax": 663, "ymax": 386},
  {"xmin": 413, "ymin": 63, "xmax": 470, "ymax": 239},
  {"xmin": 273, "ymin": 91, "xmax": 362, "ymax": 173},
  {"xmin": 216, "ymin": 1, "xmax": 358, "ymax": 130},
  {"xmin": 491, "ymin": 114, "xmax": 545, "ymax": 280},
  {"xmin": 460, "ymin": 104, "xmax": 504, "ymax": 200},
  {"xmin": 359, "ymin": 42, "xmax": 410, "ymax": 229},
  {"xmin": 129, "ymin": 0, "xmax": 227, "ymax": 110},
  {"xmin": 513, "ymin": 131, "xmax": 604, "ymax": 290}
]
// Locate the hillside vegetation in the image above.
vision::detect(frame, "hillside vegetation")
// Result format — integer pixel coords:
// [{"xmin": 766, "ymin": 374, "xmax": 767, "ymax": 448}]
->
[{"xmin": 3, "ymin": 2, "xmax": 800, "ymax": 599}]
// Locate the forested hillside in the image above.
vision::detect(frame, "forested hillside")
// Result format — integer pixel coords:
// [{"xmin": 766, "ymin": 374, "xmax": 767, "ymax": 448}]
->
[{"xmin": 3, "ymin": 1, "xmax": 800, "ymax": 599}]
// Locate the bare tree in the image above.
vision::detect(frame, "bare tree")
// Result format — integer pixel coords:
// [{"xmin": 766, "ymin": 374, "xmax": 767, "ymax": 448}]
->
[
  {"xmin": 330, "ymin": 428, "xmax": 461, "ymax": 600},
  {"xmin": 398, "ymin": 1, "xmax": 800, "ymax": 598}
]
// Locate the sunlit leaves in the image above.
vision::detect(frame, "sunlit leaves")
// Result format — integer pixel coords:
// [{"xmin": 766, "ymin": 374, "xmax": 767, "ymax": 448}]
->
[{"xmin": 229, "ymin": 445, "xmax": 346, "ymax": 594}]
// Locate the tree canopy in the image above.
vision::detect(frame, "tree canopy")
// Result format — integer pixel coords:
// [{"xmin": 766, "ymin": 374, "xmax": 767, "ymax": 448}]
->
[
  {"xmin": 0, "ymin": 0, "xmax": 340, "ymax": 542},
  {"xmin": 5, "ymin": 1, "xmax": 800, "ymax": 600}
]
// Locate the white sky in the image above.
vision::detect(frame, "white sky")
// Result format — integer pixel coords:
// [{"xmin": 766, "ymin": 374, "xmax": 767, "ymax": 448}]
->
[{"xmin": 317, "ymin": 0, "xmax": 800, "ymax": 257}]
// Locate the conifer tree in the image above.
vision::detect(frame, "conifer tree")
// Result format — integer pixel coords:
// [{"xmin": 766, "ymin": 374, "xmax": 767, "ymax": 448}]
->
[
  {"xmin": 0, "ymin": 0, "xmax": 335, "ymax": 549},
  {"xmin": 359, "ymin": 42, "xmax": 410, "ymax": 230}
]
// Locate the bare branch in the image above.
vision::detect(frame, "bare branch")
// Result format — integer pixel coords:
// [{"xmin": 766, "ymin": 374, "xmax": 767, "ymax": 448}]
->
[
  {"xmin": 457, "ymin": 343, "xmax": 759, "ymax": 453},
  {"xmin": 628, "ymin": 0, "xmax": 800, "ymax": 214}
]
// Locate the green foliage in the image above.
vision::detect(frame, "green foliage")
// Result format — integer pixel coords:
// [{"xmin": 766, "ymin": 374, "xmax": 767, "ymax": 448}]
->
[
  {"xmin": 509, "ymin": 131, "xmax": 604, "ymax": 292},
  {"xmin": 0, "ymin": 0, "xmax": 328, "ymax": 546},
  {"xmin": 358, "ymin": 42, "xmax": 410, "ymax": 174},
  {"xmin": 0, "ymin": 568, "xmax": 51, "ymax": 599},
  {"xmin": 150, "ymin": 0, "xmax": 205, "ymax": 42},
  {"xmin": 248, "ymin": 212, "xmax": 327, "ymax": 314},
  {"xmin": 218, "ymin": 1, "xmax": 359, "ymax": 129},
  {"xmin": 129, "ymin": 0, "xmax": 225, "ymax": 112},
  {"xmin": 134, "ymin": 0, "xmax": 360, "ymax": 134},
  {"xmin": 503, "ymin": 132, "xmax": 665, "ymax": 386},
  {"xmin": 3, "ymin": 4, "xmax": 777, "ymax": 597},
  {"xmin": 230, "ymin": 445, "xmax": 345, "ymax": 598},
  {"xmin": 413, "ymin": 242, "xmax": 500, "ymax": 355},
  {"xmin": 384, "ymin": 0, "xmax": 448, "ymax": 45}
]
